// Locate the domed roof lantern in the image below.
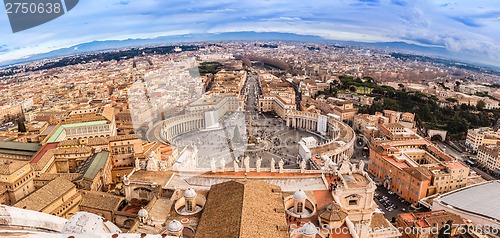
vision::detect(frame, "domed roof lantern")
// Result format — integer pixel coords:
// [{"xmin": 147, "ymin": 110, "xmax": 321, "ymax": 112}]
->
[
  {"xmin": 300, "ymin": 222, "xmax": 318, "ymax": 236},
  {"xmin": 168, "ymin": 220, "xmax": 183, "ymax": 233},
  {"xmin": 184, "ymin": 188, "xmax": 197, "ymax": 198},
  {"xmin": 293, "ymin": 189, "xmax": 307, "ymax": 200},
  {"xmin": 138, "ymin": 207, "xmax": 148, "ymax": 218}
]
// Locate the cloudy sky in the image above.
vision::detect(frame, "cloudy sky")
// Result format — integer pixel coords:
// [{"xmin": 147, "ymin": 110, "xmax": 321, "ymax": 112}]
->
[{"xmin": 1, "ymin": 0, "xmax": 500, "ymax": 66}]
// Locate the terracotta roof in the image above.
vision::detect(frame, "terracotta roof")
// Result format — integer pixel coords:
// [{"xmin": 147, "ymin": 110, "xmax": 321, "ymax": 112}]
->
[
  {"xmin": 34, "ymin": 173, "xmax": 80, "ymax": 182},
  {"xmin": 108, "ymin": 134, "xmax": 139, "ymax": 142},
  {"xmin": 30, "ymin": 142, "xmax": 58, "ymax": 164},
  {"xmin": 399, "ymin": 210, "xmax": 464, "ymax": 229},
  {"xmin": 86, "ymin": 137, "xmax": 109, "ymax": 146},
  {"xmin": 318, "ymin": 202, "xmax": 347, "ymax": 222},
  {"xmin": 370, "ymin": 213, "xmax": 392, "ymax": 229},
  {"xmin": 0, "ymin": 160, "xmax": 28, "ymax": 175},
  {"xmin": 52, "ymin": 147, "xmax": 92, "ymax": 155},
  {"xmin": 403, "ymin": 167, "xmax": 432, "ymax": 181},
  {"xmin": 57, "ymin": 140, "xmax": 80, "ymax": 147},
  {"xmin": 31, "ymin": 150, "xmax": 54, "ymax": 171},
  {"xmin": 14, "ymin": 177, "xmax": 75, "ymax": 211},
  {"xmin": 80, "ymin": 191, "xmax": 124, "ymax": 211},
  {"xmin": 196, "ymin": 180, "xmax": 288, "ymax": 238}
]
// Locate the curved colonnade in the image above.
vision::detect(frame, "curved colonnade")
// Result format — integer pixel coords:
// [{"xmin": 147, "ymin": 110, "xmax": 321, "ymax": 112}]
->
[
  {"xmin": 285, "ymin": 111, "xmax": 355, "ymax": 164},
  {"xmin": 160, "ymin": 109, "xmax": 355, "ymax": 165},
  {"xmin": 160, "ymin": 112, "xmax": 205, "ymax": 142}
]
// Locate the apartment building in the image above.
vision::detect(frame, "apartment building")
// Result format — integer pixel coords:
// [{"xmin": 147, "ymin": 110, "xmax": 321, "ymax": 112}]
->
[
  {"xmin": 465, "ymin": 127, "xmax": 500, "ymax": 153},
  {"xmin": 477, "ymin": 145, "xmax": 500, "ymax": 174},
  {"xmin": 368, "ymin": 139, "xmax": 470, "ymax": 203},
  {"xmin": 0, "ymin": 160, "xmax": 35, "ymax": 205}
]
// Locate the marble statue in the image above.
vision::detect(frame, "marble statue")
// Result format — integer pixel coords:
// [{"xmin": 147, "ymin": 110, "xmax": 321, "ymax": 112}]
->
[
  {"xmin": 210, "ymin": 158, "xmax": 216, "ymax": 172},
  {"xmin": 135, "ymin": 157, "xmax": 141, "ymax": 171},
  {"xmin": 338, "ymin": 157, "xmax": 352, "ymax": 174},
  {"xmin": 220, "ymin": 158, "xmax": 226, "ymax": 171},
  {"xmin": 122, "ymin": 174, "xmax": 129, "ymax": 185},
  {"xmin": 159, "ymin": 160, "xmax": 167, "ymax": 171},
  {"xmin": 279, "ymin": 159, "xmax": 284, "ymax": 173},
  {"xmin": 256, "ymin": 157, "xmax": 262, "ymax": 172},
  {"xmin": 324, "ymin": 157, "xmax": 332, "ymax": 172},
  {"xmin": 359, "ymin": 160, "xmax": 365, "ymax": 172},
  {"xmin": 300, "ymin": 159, "xmax": 307, "ymax": 173},
  {"xmin": 244, "ymin": 156, "xmax": 250, "ymax": 172},
  {"xmin": 233, "ymin": 160, "xmax": 239, "ymax": 172},
  {"xmin": 270, "ymin": 158, "xmax": 276, "ymax": 172},
  {"xmin": 146, "ymin": 151, "xmax": 159, "ymax": 171}
]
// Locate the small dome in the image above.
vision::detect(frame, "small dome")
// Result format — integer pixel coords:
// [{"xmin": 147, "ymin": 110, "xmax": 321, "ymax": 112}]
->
[
  {"xmin": 184, "ymin": 188, "xmax": 197, "ymax": 198},
  {"xmin": 318, "ymin": 202, "xmax": 348, "ymax": 222},
  {"xmin": 168, "ymin": 220, "xmax": 183, "ymax": 233},
  {"xmin": 138, "ymin": 208, "xmax": 148, "ymax": 218},
  {"xmin": 293, "ymin": 189, "xmax": 307, "ymax": 200},
  {"xmin": 62, "ymin": 212, "xmax": 121, "ymax": 234},
  {"xmin": 300, "ymin": 222, "xmax": 318, "ymax": 235}
]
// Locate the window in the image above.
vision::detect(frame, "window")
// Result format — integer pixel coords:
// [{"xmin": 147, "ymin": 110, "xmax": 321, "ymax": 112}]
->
[
  {"xmin": 297, "ymin": 202, "xmax": 304, "ymax": 213},
  {"xmin": 349, "ymin": 199, "xmax": 358, "ymax": 206},
  {"xmin": 186, "ymin": 200, "xmax": 193, "ymax": 212}
]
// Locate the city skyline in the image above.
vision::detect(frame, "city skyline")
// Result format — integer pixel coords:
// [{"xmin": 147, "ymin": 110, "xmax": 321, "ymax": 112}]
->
[{"xmin": 1, "ymin": 0, "xmax": 500, "ymax": 67}]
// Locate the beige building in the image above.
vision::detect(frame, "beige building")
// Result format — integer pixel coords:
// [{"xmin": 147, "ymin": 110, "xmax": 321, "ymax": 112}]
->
[
  {"xmin": 0, "ymin": 160, "xmax": 35, "ymax": 205},
  {"xmin": 109, "ymin": 134, "xmax": 144, "ymax": 167},
  {"xmin": 428, "ymin": 161, "xmax": 470, "ymax": 195},
  {"xmin": 465, "ymin": 127, "xmax": 500, "ymax": 153},
  {"xmin": 378, "ymin": 123, "xmax": 421, "ymax": 141},
  {"xmin": 0, "ymin": 104, "xmax": 22, "ymax": 119},
  {"xmin": 53, "ymin": 147, "xmax": 93, "ymax": 173},
  {"xmin": 195, "ymin": 180, "xmax": 288, "ymax": 238},
  {"xmin": 44, "ymin": 107, "xmax": 117, "ymax": 143},
  {"xmin": 14, "ymin": 177, "xmax": 81, "ymax": 218},
  {"xmin": 329, "ymin": 97, "xmax": 358, "ymax": 121},
  {"xmin": 33, "ymin": 173, "xmax": 80, "ymax": 189},
  {"xmin": 477, "ymin": 145, "xmax": 500, "ymax": 173},
  {"xmin": 258, "ymin": 73, "xmax": 296, "ymax": 120}
]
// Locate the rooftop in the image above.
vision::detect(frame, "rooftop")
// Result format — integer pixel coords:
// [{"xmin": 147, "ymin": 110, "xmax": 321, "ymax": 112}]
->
[
  {"xmin": 0, "ymin": 141, "xmax": 40, "ymax": 154},
  {"xmin": 195, "ymin": 180, "xmax": 288, "ymax": 238},
  {"xmin": 437, "ymin": 181, "xmax": 500, "ymax": 222},
  {"xmin": 47, "ymin": 120, "xmax": 108, "ymax": 143},
  {"xmin": 0, "ymin": 160, "xmax": 28, "ymax": 175},
  {"xmin": 80, "ymin": 191, "xmax": 124, "ymax": 211},
  {"xmin": 30, "ymin": 142, "xmax": 58, "ymax": 164},
  {"xmin": 14, "ymin": 177, "xmax": 75, "ymax": 211},
  {"xmin": 76, "ymin": 151, "xmax": 110, "ymax": 180}
]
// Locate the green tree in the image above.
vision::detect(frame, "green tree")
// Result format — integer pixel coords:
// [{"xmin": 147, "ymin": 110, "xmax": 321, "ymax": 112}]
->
[
  {"xmin": 17, "ymin": 120, "xmax": 27, "ymax": 132},
  {"xmin": 477, "ymin": 100, "xmax": 486, "ymax": 111},
  {"xmin": 438, "ymin": 220, "xmax": 453, "ymax": 238},
  {"xmin": 445, "ymin": 98, "xmax": 458, "ymax": 103}
]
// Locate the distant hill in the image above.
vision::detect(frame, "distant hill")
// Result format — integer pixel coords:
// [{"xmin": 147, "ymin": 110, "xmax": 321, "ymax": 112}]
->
[{"xmin": 0, "ymin": 32, "xmax": 325, "ymax": 66}]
